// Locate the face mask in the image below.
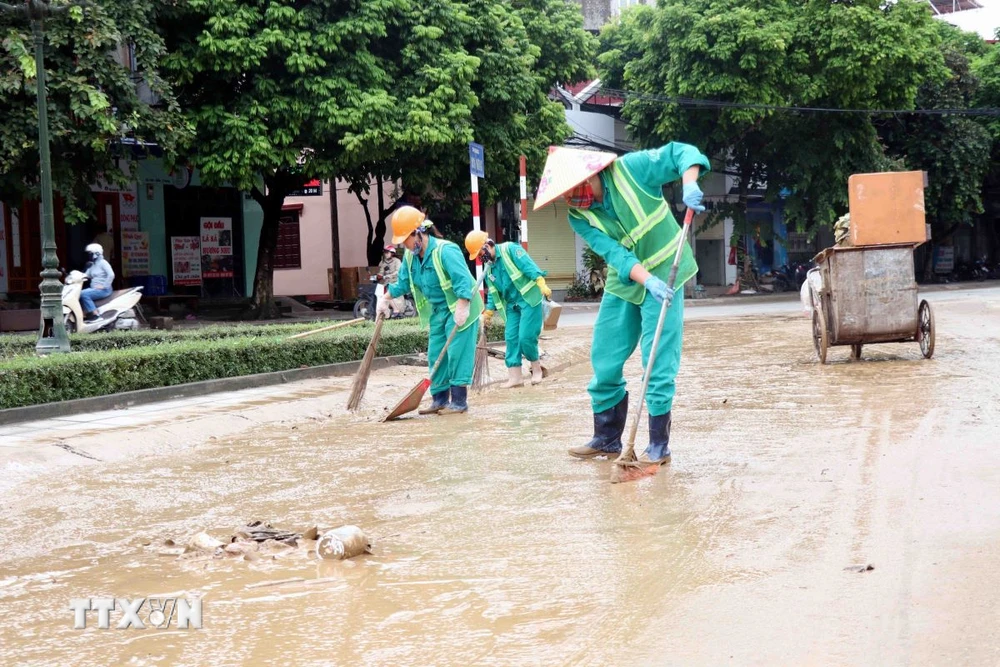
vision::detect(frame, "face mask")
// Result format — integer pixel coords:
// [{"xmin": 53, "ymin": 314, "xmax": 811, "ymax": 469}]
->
[{"xmin": 566, "ymin": 181, "xmax": 594, "ymax": 209}]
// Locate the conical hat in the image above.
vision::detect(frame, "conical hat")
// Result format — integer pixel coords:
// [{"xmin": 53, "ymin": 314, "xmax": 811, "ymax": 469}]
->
[{"xmin": 533, "ymin": 146, "xmax": 618, "ymax": 211}]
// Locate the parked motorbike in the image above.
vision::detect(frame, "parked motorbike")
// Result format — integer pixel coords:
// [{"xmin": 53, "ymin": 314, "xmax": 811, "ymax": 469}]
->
[
  {"xmin": 353, "ymin": 274, "xmax": 417, "ymax": 321},
  {"xmin": 62, "ymin": 270, "xmax": 143, "ymax": 333},
  {"xmin": 972, "ymin": 256, "xmax": 991, "ymax": 282}
]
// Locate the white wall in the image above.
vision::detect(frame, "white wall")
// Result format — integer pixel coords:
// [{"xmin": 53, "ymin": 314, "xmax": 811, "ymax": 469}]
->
[{"xmin": 565, "ymin": 108, "xmax": 618, "ymax": 148}]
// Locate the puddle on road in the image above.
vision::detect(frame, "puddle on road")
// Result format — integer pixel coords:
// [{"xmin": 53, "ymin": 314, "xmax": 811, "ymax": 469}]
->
[{"xmin": 1, "ymin": 306, "xmax": 997, "ymax": 665}]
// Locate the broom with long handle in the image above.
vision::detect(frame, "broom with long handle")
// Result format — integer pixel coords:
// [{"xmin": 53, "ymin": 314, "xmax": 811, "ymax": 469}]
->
[
  {"xmin": 472, "ymin": 323, "xmax": 491, "ymax": 392},
  {"xmin": 346, "ymin": 284, "xmax": 388, "ymax": 410},
  {"xmin": 471, "ymin": 261, "xmax": 493, "ymax": 392},
  {"xmin": 610, "ymin": 207, "xmax": 695, "ymax": 484},
  {"xmin": 346, "ymin": 313, "xmax": 386, "ymax": 410},
  {"xmin": 285, "ymin": 317, "xmax": 365, "ymax": 341}
]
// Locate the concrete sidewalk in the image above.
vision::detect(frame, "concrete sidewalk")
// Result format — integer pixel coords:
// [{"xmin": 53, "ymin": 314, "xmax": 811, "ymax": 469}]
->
[{"xmin": 0, "ymin": 381, "xmax": 328, "ymax": 448}]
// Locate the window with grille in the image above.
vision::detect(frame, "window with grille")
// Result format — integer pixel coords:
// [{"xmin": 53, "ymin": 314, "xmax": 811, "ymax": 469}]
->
[{"xmin": 275, "ymin": 211, "xmax": 301, "ymax": 270}]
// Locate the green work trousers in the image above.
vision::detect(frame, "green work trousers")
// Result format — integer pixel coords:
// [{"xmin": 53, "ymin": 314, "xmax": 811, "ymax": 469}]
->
[
  {"xmin": 504, "ymin": 300, "xmax": 543, "ymax": 368},
  {"xmin": 588, "ymin": 290, "xmax": 684, "ymax": 417},
  {"xmin": 428, "ymin": 304, "xmax": 479, "ymax": 395}
]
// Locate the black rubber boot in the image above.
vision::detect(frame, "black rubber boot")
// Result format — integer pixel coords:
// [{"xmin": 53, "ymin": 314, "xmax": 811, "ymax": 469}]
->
[
  {"xmin": 418, "ymin": 390, "xmax": 450, "ymax": 415},
  {"xmin": 568, "ymin": 393, "xmax": 628, "ymax": 459},
  {"xmin": 640, "ymin": 411, "xmax": 672, "ymax": 465},
  {"xmin": 440, "ymin": 386, "xmax": 468, "ymax": 415}
]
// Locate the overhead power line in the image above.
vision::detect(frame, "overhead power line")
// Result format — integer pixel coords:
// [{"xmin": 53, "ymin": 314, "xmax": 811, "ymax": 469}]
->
[{"xmin": 599, "ymin": 87, "xmax": 1000, "ymax": 117}]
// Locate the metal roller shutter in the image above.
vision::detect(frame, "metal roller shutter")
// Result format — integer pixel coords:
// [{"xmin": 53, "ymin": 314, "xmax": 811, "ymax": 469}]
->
[{"xmin": 528, "ymin": 201, "xmax": 578, "ymax": 289}]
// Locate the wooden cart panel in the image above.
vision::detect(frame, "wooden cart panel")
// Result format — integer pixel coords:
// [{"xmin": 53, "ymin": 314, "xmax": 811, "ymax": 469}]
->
[{"xmin": 815, "ymin": 244, "xmax": 918, "ymax": 345}]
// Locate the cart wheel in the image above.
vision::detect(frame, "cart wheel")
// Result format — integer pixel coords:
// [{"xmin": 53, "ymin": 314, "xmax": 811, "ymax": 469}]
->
[
  {"xmin": 812, "ymin": 304, "xmax": 828, "ymax": 365},
  {"xmin": 850, "ymin": 343, "xmax": 862, "ymax": 361},
  {"xmin": 917, "ymin": 300, "xmax": 935, "ymax": 359}
]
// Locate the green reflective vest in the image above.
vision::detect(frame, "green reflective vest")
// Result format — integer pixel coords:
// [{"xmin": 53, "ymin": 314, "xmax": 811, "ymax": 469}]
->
[
  {"xmin": 486, "ymin": 243, "xmax": 543, "ymax": 324},
  {"xmin": 569, "ymin": 160, "xmax": 698, "ymax": 305},
  {"xmin": 404, "ymin": 241, "xmax": 483, "ymax": 332}
]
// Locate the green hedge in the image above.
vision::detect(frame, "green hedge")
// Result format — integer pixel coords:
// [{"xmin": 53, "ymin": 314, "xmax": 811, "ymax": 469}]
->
[
  {"xmin": 0, "ymin": 319, "xmax": 506, "ymax": 358},
  {"xmin": 0, "ymin": 321, "xmax": 356, "ymax": 358},
  {"xmin": 0, "ymin": 319, "xmax": 506, "ymax": 410}
]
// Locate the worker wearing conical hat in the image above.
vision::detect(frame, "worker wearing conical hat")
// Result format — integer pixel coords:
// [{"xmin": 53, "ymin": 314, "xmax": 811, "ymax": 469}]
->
[
  {"xmin": 465, "ymin": 231, "xmax": 552, "ymax": 388},
  {"xmin": 378, "ymin": 206, "xmax": 483, "ymax": 415},
  {"xmin": 534, "ymin": 144, "xmax": 710, "ymax": 465}
]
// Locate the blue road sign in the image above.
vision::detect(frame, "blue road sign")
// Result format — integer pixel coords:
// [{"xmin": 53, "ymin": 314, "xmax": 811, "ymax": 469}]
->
[{"xmin": 469, "ymin": 142, "xmax": 485, "ymax": 178}]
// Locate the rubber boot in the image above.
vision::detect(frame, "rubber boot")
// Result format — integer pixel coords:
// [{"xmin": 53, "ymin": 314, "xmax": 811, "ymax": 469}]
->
[
  {"xmin": 504, "ymin": 366, "xmax": 524, "ymax": 389},
  {"xmin": 638, "ymin": 412, "xmax": 672, "ymax": 465},
  {"xmin": 418, "ymin": 390, "xmax": 450, "ymax": 415},
  {"xmin": 568, "ymin": 393, "xmax": 628, "ymax": 459},
  {"xmin": 439, "ymin": 386, "xmax": 469, "ymax": 415},
  {"xmin": 530, "ymin": 360, "xmax": 543, "ymax": 385}
]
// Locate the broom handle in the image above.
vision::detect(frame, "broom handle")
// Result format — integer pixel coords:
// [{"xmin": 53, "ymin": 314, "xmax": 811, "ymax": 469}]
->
[
  {"xmin": 427, "ymin": 270, "xmax": 488, "ymax": 379},
  {"xmin": 286, "ymin": 317, "xmax": 365, "ymax": 340},
  {"xmin": 620, "ymin": 208, "xmax": 695, "ymax": 457}
]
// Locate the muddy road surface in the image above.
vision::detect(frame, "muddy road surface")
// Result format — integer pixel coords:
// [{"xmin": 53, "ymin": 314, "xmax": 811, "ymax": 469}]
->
[{"xmin": 1, "ymin": 290, "xmax": 999, "ymax": 665}]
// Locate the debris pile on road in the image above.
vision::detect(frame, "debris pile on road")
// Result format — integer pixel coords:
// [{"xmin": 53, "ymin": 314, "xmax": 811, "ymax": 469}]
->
[
  {"xmin": 145, "ymin": 521, "xmax": 372, "ymax": 564},
  {"xmin": 834, "ymin": 213, "xmax": 852, "ymax": 247}
]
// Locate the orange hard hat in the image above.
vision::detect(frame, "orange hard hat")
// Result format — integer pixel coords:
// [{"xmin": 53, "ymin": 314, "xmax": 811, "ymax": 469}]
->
[
  {"xmin": 465, "ymin": 230, "xmax": 490, "ymax": 260},
  {"xmin": 391, "ymin": 206, "xmax": 427, "ymax": 244}
]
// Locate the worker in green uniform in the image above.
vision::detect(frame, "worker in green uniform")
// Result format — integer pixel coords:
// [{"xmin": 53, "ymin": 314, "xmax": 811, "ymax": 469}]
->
[
  {"xmin": 533, "ymin": 143, "xmax": 710, "ymax": 464},
  {"xmin": 464, "ymin": 231, "xmax": 552, "ymax": 388},
  {"xmin": 377, "ymin": 206, "xmax": 483, "ymax": 414}
]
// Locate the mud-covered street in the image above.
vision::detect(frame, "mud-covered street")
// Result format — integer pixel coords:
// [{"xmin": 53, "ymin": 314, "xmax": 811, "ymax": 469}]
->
[{"xmin": 2, "ymin": 288, "xmax": 999, "ymax": 666}]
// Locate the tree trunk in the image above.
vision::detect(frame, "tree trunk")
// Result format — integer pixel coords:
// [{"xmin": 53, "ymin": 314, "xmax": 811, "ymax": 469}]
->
[
  {"xmin": 372, "ymin": 179, "xmax": 388, "ymax": 265},
  {"xmin": 356, "ymin": 188, "xmax": 377, "ymax": 268},
  {"xmin": 364, "ymin": 179, "xmax": 391, "ymax": 266},
  {"xmin": 248, "ymin": 182, "xmax": 287, "ymax": 320}
]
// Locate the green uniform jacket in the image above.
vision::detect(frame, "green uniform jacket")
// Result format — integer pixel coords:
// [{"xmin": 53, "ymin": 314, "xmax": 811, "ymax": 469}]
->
[
  {"xmin": 568, "ymin": 142, "xmax": 710, "ymax": 304},
  {"xmin": 389, "ymin": 236, "xmax": 483, "ymax": 332},
  {"xmin": 484, "ymin": 242, "xmax": 545, "ymax": 324}
]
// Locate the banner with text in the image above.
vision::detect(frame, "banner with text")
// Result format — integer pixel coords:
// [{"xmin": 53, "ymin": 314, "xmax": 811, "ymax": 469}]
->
[
  {"xmin": 171, "ymin": 236, "xmax": 202, "ymax": 286},
  {"xmin": 200, "ymin": 217, "xmax": 234, "ymax": 279},
  {"xmin": 119, "ymin": 186, "xmax": 139, "ymax": 232},
  {"xmin": 121, "ymin": 231, "xmax": 150, "ymax": 277}
]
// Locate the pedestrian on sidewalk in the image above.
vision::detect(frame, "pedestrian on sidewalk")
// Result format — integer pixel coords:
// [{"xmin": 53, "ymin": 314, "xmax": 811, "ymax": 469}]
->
[
  {"xmin": 378, "ymin": 206, "xmax": 483, "ymax": 415},
  {"xmin": 533, "ymin": 143, "xmax": 710, "ymax": 464},
  {"xmin": 465, "ymin": 231, "xmax": 552, "ymax": 388}
]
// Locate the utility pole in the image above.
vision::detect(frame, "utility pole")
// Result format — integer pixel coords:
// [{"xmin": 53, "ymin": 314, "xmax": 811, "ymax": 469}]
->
[{"xmin": 0, "ymin": 0, "xmax": 85, "ymax": 354}]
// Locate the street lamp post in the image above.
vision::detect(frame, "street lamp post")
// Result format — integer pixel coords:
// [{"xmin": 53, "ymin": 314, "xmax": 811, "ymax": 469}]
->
[{"xmin": 0, "ymin": 0, "xmax": 76, "ymax": 354}]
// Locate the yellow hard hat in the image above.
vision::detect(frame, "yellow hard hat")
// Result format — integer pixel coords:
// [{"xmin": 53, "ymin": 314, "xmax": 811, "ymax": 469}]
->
[
  {"xmin": 465, "ymin": 230, "xmax": 490, "ymax": 260},
  {"xmin": 391, "ymin": 206, "xmax": 427, "ymax": 244}
]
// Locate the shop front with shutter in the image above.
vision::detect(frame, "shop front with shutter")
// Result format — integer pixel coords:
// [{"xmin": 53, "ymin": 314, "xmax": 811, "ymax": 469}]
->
[{"xmin": 527, "ymin": 201, "xmax": 579, "ymax": 289}]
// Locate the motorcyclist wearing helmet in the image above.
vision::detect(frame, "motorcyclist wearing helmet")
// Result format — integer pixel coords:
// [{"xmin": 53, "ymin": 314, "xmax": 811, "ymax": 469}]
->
[
  {"xmin": 82, "ymin": 242, "xmax": 115, "ymax": 321},
  {"xmin": 377, "ymin": 244, "xmax": 405, "ymax": 316}
]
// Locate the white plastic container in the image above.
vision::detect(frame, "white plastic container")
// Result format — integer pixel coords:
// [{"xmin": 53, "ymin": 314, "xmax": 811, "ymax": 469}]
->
[{"xmin": 316, "ymin": 525, "xmax": 371, "ymax": 561}]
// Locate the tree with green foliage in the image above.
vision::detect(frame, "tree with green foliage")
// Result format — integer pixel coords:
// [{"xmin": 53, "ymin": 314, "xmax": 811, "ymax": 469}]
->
[
  {"xmin": 158, "ymin": 0, "xmax": 481, "ymax": 317},
  {"xmin": 345, "ymin": 0, "xmax": 597, "ymax": 266},
  {"xmin": 0, "ymin": 0, "xmax": 185, "ymax": 224},
  {"xmin": 878, "ymin": 31, "xmax": 992, "ymax": 269},
  {"xmin": 598, "ymin": 0, "xmax": 948, "ymax": 246},
  {"xmin": 161, "ymin": 0, "xmax": 593, "ymax": 315},
  {"xmin": 971, "ymin": 35, "xmax": 1000, "ymax": 263}
]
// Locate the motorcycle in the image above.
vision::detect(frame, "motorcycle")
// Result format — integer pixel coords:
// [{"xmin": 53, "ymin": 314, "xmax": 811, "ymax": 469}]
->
[
  {"xmin": 353, "ymin": 274, "xmax": 417, "ymax": 321},
  {"xmin": 972, "ymin": 256, "xmax": 991, "ymax": 282},
  {"xmin": 62, "ymin": 270, "xmax": 144, "ymax": 333}
]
